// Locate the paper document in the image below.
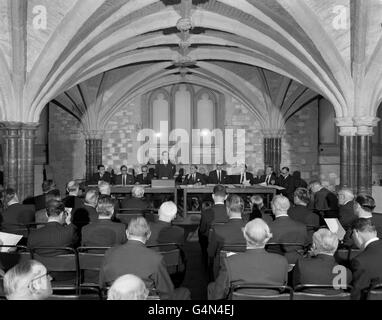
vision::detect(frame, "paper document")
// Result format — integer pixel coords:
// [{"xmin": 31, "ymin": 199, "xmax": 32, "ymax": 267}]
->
[
  {"xmin": 0, "ymin": 232, "xmax": 23, "ymax": 252},
  {"xmin": 325, "ymin": 219, "xmax": 346, "ymax": 241}
]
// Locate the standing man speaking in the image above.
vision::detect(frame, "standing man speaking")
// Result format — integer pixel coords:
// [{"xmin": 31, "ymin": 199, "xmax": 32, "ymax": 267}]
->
[{"xmin": 155, "ymin": 151, "xmax": 176, "ymax": 180}]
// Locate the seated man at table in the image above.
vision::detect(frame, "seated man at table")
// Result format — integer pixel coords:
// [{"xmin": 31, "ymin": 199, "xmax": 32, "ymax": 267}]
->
[
  {"xmin": 120, "ymin": 186, "xmax": 150, "ymax": 212},
  {"xmin": 208, "ymin": 163, "xmax": 229, "ymax": 185},
  {"xmin": 147, "ymin": 201, "xmax": 184, "ymax": 246},
  {"xmin": 208, "ymin": 218, "xmax": 289, "ymax": 300},
  {"xmin": 90, "ymin": 164, "xmax": 112, "ymax": 185},
  {"xmin": 99, "ymin": 217, "xmax": 190, "ymax": 300},
  {"xmin": 114, "ymin": 165, "xmax": 135, "ymax": 186},
  {"xmin": 198, "ymin": 185, "xmax": 229, "ymax": 267},
  {"xmin": 136, "ymin": 165, "xmax": 153, "ymax": 185},
  {"xmin": 183, "ymin": 165, "xmax": 207, "ymax": 185},
  {"xmin": 229, "ymin": 164, "xmax": 254, "ymax": 185}
]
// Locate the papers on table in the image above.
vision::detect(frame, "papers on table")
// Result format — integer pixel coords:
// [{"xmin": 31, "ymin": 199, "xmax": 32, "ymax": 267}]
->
[
  {"xmin": 0, "ymin": 232, "xmax": 23, "ymax": 252},
  {"xmin": 325, "ymin": 218, "xmax": 346, "ymax": 241},
  {"xmin": 258, "ymin": 182, "xmax": 285, "ymax": 191}
]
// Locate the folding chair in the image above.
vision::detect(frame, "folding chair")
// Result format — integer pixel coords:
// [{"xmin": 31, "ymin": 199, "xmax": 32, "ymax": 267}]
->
[
  {"xmin": 265, "ymin": 242, "xmax": 307, "ymax": 263},
  {"xmin": 49, "ymin": 286, "xmax": 103, "ymax": 300},
  {"xmin": 31, "ymin": 247, "xmax": 80, "ymax": 290},
  {"xmin": 368, "ymin": 284, "xmax": 382, "ymax": 300},
  {"xmin": 293, "ymin": 284, "xmax": 352, "ymax": 300},
  {"xmin": 0, "ymin": 245, "xmax": 32, "ymax": 272},
  {"xmin": 77, "ymin": 247, "xmax": 110, "ymax": 287},
  {"xmin": 229, "ymin": 284, "xmax": 293, "ymax": 300}
]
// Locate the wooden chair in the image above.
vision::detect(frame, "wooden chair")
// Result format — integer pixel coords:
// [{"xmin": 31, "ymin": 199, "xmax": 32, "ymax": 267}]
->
[
  {"xmin": 229, "ymin": 284, "xmax": 293, "ymax": 300},
  {"xmin": 77, "ymin": 247, "xmax": 110, "ymax": 287},
  {"xmin": 368, "ymin": 284, "xmax": 382, "ymax": 300},
  {"xmin": 293, "ymin": 284, "xmax": 352, "ymax": 300},
  {"xmin": 49, "ymin": 286, "xmax": 103, "ymax": 300},
  {"xmin": 0, "ymin": 245, "xmax": 32, "ymax": 272}
]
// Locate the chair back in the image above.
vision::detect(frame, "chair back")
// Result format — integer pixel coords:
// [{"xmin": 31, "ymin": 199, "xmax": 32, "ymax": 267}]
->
[
  {"xmin": 230, "ymin": 284, "xmax": 293, "ymax": 300},
  {"xmin": 147, "ymin": 243, "xmax": 186, "ymax": 275},
  {"xmin": 368, "ymin": 284, "xmax": 382, "ymax": 300},
  {"xmin": 293, "ymin": 284, "xmax": 352, "ymax": 300},
  {"xmin": 49, "ymin": 286, "xmax": 102, "ymax": 300},
  {"xmin": 0, "ymin": 246, "xmax": 31, "ymax": 272},
  {"xmin": 77, "ymin": 247, "xmax": 110, "ymax": 286}
]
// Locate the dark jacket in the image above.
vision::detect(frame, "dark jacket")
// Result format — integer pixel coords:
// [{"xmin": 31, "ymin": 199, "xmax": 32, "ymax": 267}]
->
[
  {"xmin": 339, "ymin": 201, "xmax": 357, "ymax": 231},
  {"xmin": 62, "ymin": 196, "xmax": 84, "ymax": 210},
  {"xmin": 147, "ymin": 220, "xmax": 185, "ymax": 246},
  {"xmin": 1, "ymin": 203, "xmax": 35, "ymax": 232},
  {"xmin": 260, "ymin": 173, "xmax": 278, "ymax": 185},
  {"xmin": 229, "ymin": 172, "xmax": 255, "ymax": 185},
  {"xmin": 136, "ymin": 173, "xmax": 153, "ymax": 185},
  {"xmin": 288, "ymin": 205, "xmax": 320, "ymax": 229},
  {"xmin": 114, "ymin": 174, "xmax": 135, "ymax": 186},
  {"xmin": 81, "ymin": 219, "xmax": 126, "ymax": 247},
  {"xmin": 277, "ymin": 175, "xmax": 295, "ymax": 201},
  {"xmin": 314, "ymin": 188, "xmax": 339, "ymax": 218},
  {"xmin": 120, "ymin": 197, "xmax": 150, "ymax": 211},
  {"xmin": 208, "ymin": 170, "xmax": 229, "ymax": 185},
  {"xmin": 183, "ymin": 172, "xmax": 207, "ymax": 185},
  {"xmin": 155, "ymin": 161, "xmax": 176, "ymax": 180},
  {"xmin": 210, "ymin": 248, "xmax": 289, "ymax": 300},
  {"xmin": 350, "ymin": 240, "xmax": 382, "ymax": 300},
  {"xmin": 90, "ymin": 172, "xmax": 112, "ymax": 185},
  {"xmin": 99, "ymin": 240, "xmax": 174, "ymax": 300},
  {"xmin": 198, "ymin": 204, "xmax": 229, "ymax": 238}
]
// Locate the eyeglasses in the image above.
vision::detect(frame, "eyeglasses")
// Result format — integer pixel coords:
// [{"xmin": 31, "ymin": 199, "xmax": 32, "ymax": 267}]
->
[{"xmin": 29, "ymin": 272, "xmax": 52, "ymax": 288}]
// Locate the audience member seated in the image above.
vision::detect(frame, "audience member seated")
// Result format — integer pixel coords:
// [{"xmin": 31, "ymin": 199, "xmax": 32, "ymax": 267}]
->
[
  {"xmin": 28, "ymin": 200, "xmax": 78, "ymax": 256},
  {"xmin": 338, "ymin": 188, "xmax": 356, "ymax": 231},
  {"xmin": 72, "ymin": 189, "xmax": 99, "ymax": 230},
  {"xmin": 90, "ymin": 164, "xmax": 112, "ymax": 185},
  {"xmin": 198, "ymin": 185, "xmax": 229, "ymax": 266},
  {"xmin": 293, "ymin": 229, "xmax": 352, "ymax": 292},
  {"xmin": 208, "ymin": 218, "xmax": 289, "ymax": 300},
  {"xmin": 354, "ymin": 194, "xmax": 382, "ymax": 238},
  {"xmin": 208, "ymin": 195, "xmax": 246, "ymax": 278},
  {"xmin": 288, "ymin": 188, "xmax": 320, "ymax": 232},
  {"xmin": 292, "ymin": 171, "xmax": 308, "ymax": 189},
  {"xmin": 277, "ymin": 167, "xmax": 295, "ymax": 202},
  {"xmin": 120, "ymin": 186, "xmax": 150, "ymax": 211},
  {"xmin": 0, "ymin": 189, "xmax": 35, "ymax": 233},
  {"xmin": 98, "ymin": 181, "xmax": 120, "ymax": 213},
  {"xmin": 208, "ymin": 163, "xmax": 228, "ymax": 185},
  {"xmin": 350, "ymin": 218, "xmax": 382, "ymax": 300},
  {"xmin": 62, "ymin": 181, "xmax": 83, "ymax": 210},
  {"xmin": 99, "ymin": 217, "xmax": 190, "ymax": 300},
  {"xmin": 107, "ymin": 274, "xmax": 149, "ymax": 300},
  {"xmin": 183, "ymin": 165, "xmax": 207, "ymax": 185},
  {"xmin": 136, "ymin": 165, "xmax": 153, "ymax": 185},
  {"xmin": 230, "ymin": 164, "xmax": 254, "ymax": 185},
  {"xmin": 23, "ymin": 180, "xmax": 57, "ymax": 211},
  {"xmin": 249, "ymin": 195, "xmax": 273, "ymax": 224},
  {"xmin": 147, "ymin": 201, "xmax": 184, "ymax": 246},
  {"xmin": 260, "ymin": 166, "xmax": 277, "ymax": 185},
  {"xmin": 268, "ymin": 195, "xmax": 309, "ymax": 264},
  {"xmin": 114, "ymin": 165, "xmax": 135, "ymax": 186},
  {"xmin": 3, "ymin": 260, "xmax": 52, "ymax": 300},
  {"xmin": 81, "ymin": 197, "xmax": 127, "ymax": 248},
  {"xmin": 309, "ymin": 181, "xmax": 339, "ymax": 219},
  {"xmin": 35, "ymin": 191, "xmax": 61, "ymax": 226}
]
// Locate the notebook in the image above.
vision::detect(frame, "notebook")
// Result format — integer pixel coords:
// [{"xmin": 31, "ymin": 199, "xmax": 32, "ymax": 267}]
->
[{"xmin": 325, "ymin": 218, "xmax": 346, "ymax": 241}]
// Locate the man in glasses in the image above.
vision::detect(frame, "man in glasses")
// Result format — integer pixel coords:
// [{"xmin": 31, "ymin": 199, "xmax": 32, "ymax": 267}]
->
[{"xmin": 3, "ymin": 260, "xmax": 53, "ymax": 300}]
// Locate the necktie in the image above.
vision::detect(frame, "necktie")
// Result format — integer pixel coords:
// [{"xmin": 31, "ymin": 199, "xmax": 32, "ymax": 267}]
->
[
  {"xmin": 218, "ymin": 171, "xmax": 221, "ymax": 183},
  {"xmin": 123, "ymin": 175, "xmax": 126, "ymax": 186},
  {"xmin": 241, "ymin": 173, "xmax": 244, "ymax": 184},
  {"xmin": 193, "ymin": 174, "xmax": 196, "ymax": 182}
]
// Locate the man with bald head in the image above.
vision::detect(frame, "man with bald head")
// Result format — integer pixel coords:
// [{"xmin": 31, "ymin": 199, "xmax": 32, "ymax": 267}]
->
[
  {"xmin": 3, "ymin": 260, "xmax": 53, "ymax": 300},
  {"xmin": 107, "ymin": 274, "xmax": 149, "ymax": 300},
  {"xmin": 208, "ymin": 218, "xmax": 289, "ymax": 300},
  {"xmin": 338, "ymin": 188, "xmax": 356, "ymax": 231}
]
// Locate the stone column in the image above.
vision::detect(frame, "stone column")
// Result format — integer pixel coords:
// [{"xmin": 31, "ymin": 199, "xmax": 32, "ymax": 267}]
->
[
  {"xmin": 84, "ymin": 131, "xmax": 103, "ymax": 182},
  {"xmin": 354, "ymin": 118, "xmax": 378, "ymax": 195},
  {"xmin": 263, "ymin": 130, "xmax": 283, "ymax": 173},
  {"xmin": 0, "ymin": 122, "xmax": 38, "ymax": 201}
]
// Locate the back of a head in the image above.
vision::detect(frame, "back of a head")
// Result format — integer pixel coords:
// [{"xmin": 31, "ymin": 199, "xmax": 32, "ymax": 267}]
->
[
  {"xmin": 46, "ymin": 200, "xmax": 65, "ymax": 218},
  {"xmin": 294, "ymin": 188, "xmax": 310, "ymax": 205},
  {"xmin": 352, "ymin": 218, "xmax": 377, "ymax": 235},
  {"xmin": 98, "ymin": 181, "xmax": 111, "ymax": 195},
  {"xmin": 42, "ymin": 180, "xmax": 54, "ymax": 193},
  {"xmin": 97, "ymin": 197, "xmax": 115, "ymax": 218},
  {"xmin": 312, "ymin": 229, "xmax": 339, "ymax": 255},
  {"xmin": 127, "ymin": 217, "xmax": 151, "ymax": 240},
  {"xmin": 355, "ymin": 194, "xmax": 375, "ymax": 214},
  {"xmin": 271, "ymin": 195, "xmax": 291, "ymax": 216},
  {"xmin": 226, "ymin": 195, "xmax": 244, "ymax": 217},
  {"xmin": 309, "ymin": 180, "xmax": 322, "ymax": 193},
  {"xmin": 45, "ymin": 192, "xmax": 61, "ymax": 207},
  {"xmin": 67, "ymin": 181, "xmax": 79, "ymax": 194},
  {"xmin": 213, "ymin": 185, "xmax": 227, "ymax": 201},
  {"xmin": 3, "ymin": 260, "xmax": 51, "ymax": 300},
  {"xmin": 132, "ymin": 186, "xmax": 145, "ymax": 199},
  {"xmin": 46, "ymin": 188, "xmax": 60, "ymax": 198},
  {"xmin": 250, "ymin": 195, "xmax": 263, "ymax": 206},
  {"xmin": 243, "ymin": 219, "xmax": 272, "ymax": 247},
  {"xmin": 108, "ymin": 274, "xmax": 148, "ymax": 300},
  {"xmin": 85, "ymin": 189, "xmax": 99, "ymax": 206},
  {"xmin": 292, "ymin": 171, "xmax": 302, "ymax": 179},
  {"xmin": 4, "ymin": 188, "xmax": 17, "ymax": 205},
  {"xmin": 158, "ymin": 201, "xmax": 177, "ymax": 222}
]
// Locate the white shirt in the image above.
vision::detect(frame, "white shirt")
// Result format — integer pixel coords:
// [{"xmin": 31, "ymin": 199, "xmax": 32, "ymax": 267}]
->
[
  {"xmin": 215, "ymin": 202, "xmax": 225, "ymax": 205},
  {"xmin": 276, "ymin": 214, "xmax": 289, "ymax": 218},
  {"xmin": 364, "ymin": 237, "xmax": 379, "ymax": 249}
]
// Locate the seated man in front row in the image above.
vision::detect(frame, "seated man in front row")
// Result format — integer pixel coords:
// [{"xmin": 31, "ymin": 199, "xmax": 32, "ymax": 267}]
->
[
  {"xmin": 208, "ymin": 163, "xmax": 229, "ymax": 184},
  {"xmin": 230, "ymin": 164, "xmax": 255, "ymax": 185},
  {"xmin": 114, "ymin": 165, "xmax": 135, "ymax": 185},
  {"xmin": 99, "ymin": 217, "xmax": 190, "ymax": 300},
  {"xmin": 136, "ymin": 165, "xmax": 153, "ymax": 185},
  {"xmin": 183, "ymin": 165, "xmax": 207, "ymax": 185},
  {"xmin": 208, "ymin": 218, "xmax": 289, "ymax": 300}
]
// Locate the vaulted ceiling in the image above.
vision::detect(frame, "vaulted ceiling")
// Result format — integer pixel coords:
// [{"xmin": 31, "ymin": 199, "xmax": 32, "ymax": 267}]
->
[{"xmin": 0, "ymin": 0, "xmax": 381, "ymax": 129}]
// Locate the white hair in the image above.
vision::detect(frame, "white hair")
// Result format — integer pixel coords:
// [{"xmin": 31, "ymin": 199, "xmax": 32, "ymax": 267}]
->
[
  {"xmin": 243, "ymin": 219, "xmax": 272, "ymax": 248},
  {"xmin": 312, "ymin": 229, "xmax": 339, "ymax": 255},
  {"xmin": 107, "ymin": 274, "xmax": 148, "ymax": 300},
  {"xmin": 158, "ymin": 201, "xmax": 177, "ymax": 222},
  {"xmin": 271, "ymin": 195, "xmax": 290, "ymax": 216},
  {"xmin": 98, "ymin": 181, "xmax": 111, "ymax": 195},
  {"xmin": 132, "ymin": 186, "xmax": 145, "ymax": 199}
]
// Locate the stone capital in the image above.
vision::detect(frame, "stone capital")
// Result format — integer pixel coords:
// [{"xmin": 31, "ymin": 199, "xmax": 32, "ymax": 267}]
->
[
  {"xmin": 335, "ymin": 117, "xmax": 354, "ymax": 128},
  {"xmin": 83, "ymin": 130, "xmax": 104, "ymax": 140},
  {"xmin": 353, "ymin": 117, "xmax": 379, "ymax": 136},
  {"xmin": 261, "ymin": 128, "xmax": 285, "ymax": 138}
]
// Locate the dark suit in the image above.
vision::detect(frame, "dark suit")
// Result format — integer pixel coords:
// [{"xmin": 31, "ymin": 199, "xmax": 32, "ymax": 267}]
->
[
  {"xmin": 62, "ymin": 196, "xmax": 83, "ymax": 210},
  {"xmin": 136, "ymin": 173, "xmax": 153, "ymax": 185},
  {"xmin": 99, "ymin": 240, "xmax": 175, "ymax": 299},
  {"xmin": 147, "ymin": 221, "xmax": 185, "ymax": 246},
  {"xmin": 260, "ymin": 173, "xmax": 278, "ymax": 185},
  {"xmin": 314, "ymin": 188, "xmax": 339, "ymax": 219},
  {"xmin": 0, "ymin": 204, "xmax": 35, "ymax": 233},
  {"xmin": 288, "ymin": 205, "xmax": 320, "ymax": 229},
  {"xmin": 339, "ymin": 201, "xmax": 357, "ymax": 231},
  {"xmin": 25, "ymin": 194, "xmax": 46, "ymax": 211},
  {"xmin": 277, "ymin": 175, "xmax": 295, "ymax": 202},
  {"xmin": 183, "ymin": 172, "xmax": 207, "ymax": 185},
  {"xmin": 293, "ymin": 254, "xmax": 352, "ymax": 291},
  {"xmin": 90, "ymin": 172, "xmax": 112, "ymax": 185},
  {"xmin": 208, "ymin": 170, "xmax": 228, "ymax": 185},
  {"xmin": 155, "ymin": 161, "xmax": 176, "ymax": 179},
  {"xmin": 27, "ymin": 222, "xmax": 78, "ymax": 256},
  {"xmin": 350, "ymin": 240, "xmax": 382, "ymax": 300},
  {"xmin": 120, "ymin": 197, "xmax": 149, "ymax": 211},
  {"xmin": 268, "ymin": 216, "xmax": 309, "ymax": 264},
  {"xmin": 230, "ymin": 172, "xmax": 255, "ymax": 185},
  {"xmin": 114, "ymin": 174, "xmax": 135, "ymax": 186},
  {"xmin": 209, "ymin": 248, "xmax": 289, "ymax": 300},
  {"xmin": 72, "ymin": 204, "xmax": 99, "ymax": 231},
  {"xmin": 81, "ymin": 219, "xmax": 126, "ymax": 247}
]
